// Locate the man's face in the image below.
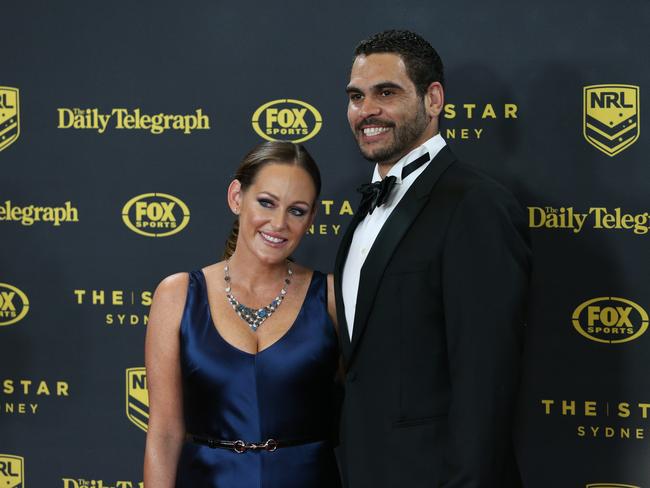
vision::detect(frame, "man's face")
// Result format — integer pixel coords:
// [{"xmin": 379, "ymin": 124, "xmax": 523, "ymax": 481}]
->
[{"xmin": 347, "ymin": 53, "xmax": 432, "ymax": 166}]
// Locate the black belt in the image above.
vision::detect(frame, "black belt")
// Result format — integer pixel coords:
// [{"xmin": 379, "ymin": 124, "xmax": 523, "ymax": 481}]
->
[{"xmin": 186, "ymin": 434, "xmax": 322, "ymax": 453}]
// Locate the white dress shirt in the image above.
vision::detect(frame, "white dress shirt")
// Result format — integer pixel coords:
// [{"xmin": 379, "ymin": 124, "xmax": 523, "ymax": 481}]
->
[{"xmin": 342, "ymin": 134, "xmax": 447, "ymax": 338}]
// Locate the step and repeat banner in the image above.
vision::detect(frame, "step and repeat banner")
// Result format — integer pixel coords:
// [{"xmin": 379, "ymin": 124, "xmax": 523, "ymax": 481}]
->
[{"xmin": 1, "ymin": 1, "xmax": 649, "ymax": 487}]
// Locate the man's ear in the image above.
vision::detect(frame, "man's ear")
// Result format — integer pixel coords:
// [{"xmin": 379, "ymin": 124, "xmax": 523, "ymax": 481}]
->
[
  {"xmin": 227, "ymin": 179, "xmax": 243, "ymax": 215},
  {"xmin": 424, "ymin": 81, "xmax": 444, "ymax": 119}
]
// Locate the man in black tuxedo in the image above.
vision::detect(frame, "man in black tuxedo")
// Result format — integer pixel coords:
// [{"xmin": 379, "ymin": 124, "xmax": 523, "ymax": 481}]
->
[{"xmin": 334, "ymin": 30, "xmax": 530, "ymax": 487}]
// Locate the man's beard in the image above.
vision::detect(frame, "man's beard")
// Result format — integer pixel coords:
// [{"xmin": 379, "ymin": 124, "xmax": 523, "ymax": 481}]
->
[{"xmin": 357, "ymin": 104, "xmax": 429, "ymax": 164}]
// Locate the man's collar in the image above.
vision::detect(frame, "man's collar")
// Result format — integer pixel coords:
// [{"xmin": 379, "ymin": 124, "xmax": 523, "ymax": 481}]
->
[{"xmin": 371, "ymin": 133, "xmax": 447, "ymax": 183}]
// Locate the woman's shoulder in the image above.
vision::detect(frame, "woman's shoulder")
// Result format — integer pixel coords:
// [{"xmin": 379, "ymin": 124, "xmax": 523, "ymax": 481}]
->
[
  {"xmin": 146, "ymin": 273, "xmax": 192, "ymax": 338},
  {"xmin": 154, "ymin": 260, "xmax": 229, "ymax": 301},
  {"xmin": 292, "ymin": 265, "xmax": 337, "ymax": 333},
  {"xmin": 289, "ymin": 264, "xmax": 333, "ymax": 309},
  {"xmin": 154, "ymin": 272, "xmax": 190, "ymax": 302},
  {"xmin": 288, "ymin": 262, "xmax": 326, "ymax": 287},
  {"xmin": 290, "ymin": 261, "xmax": 313, "ymax": 274},
  {"xmin": 199, "ymin": 261, "xmax": 227, "ymax": 282}
]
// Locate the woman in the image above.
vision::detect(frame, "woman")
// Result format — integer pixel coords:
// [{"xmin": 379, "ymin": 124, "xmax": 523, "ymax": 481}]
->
[{"xmin": 143, "ymin": 141, "xmax": 341, "ymax": 487}]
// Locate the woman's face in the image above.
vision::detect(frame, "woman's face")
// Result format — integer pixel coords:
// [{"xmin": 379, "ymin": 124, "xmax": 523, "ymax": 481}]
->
[{"xmin": 228, "ymin": 163, "xmax": 317, "ymax": 265}]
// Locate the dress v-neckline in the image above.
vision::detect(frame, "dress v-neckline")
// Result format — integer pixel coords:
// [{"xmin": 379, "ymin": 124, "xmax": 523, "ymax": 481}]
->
[{"xmin": 199, "ymin": 269, "xmax": 316, "ymax": 357}]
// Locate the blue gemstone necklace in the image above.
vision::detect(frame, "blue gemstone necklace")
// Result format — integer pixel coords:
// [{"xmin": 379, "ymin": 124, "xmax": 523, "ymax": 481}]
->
[{"xmin": 224, "ymin": 260, "xmax": 293, "ymax": 332}]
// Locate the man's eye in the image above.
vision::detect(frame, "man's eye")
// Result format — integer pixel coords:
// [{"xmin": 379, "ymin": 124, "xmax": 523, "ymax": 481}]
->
[
  {"xmin": 349, "ymin": 93, "xmax": 362, "ymax": 101},
  {"xmin": 258, "ymin": 199, "xmax": 274, "ymax": 208},
  {"xmin": 380, "ymin": 90, "xmax": 393, "ymax": 97}
]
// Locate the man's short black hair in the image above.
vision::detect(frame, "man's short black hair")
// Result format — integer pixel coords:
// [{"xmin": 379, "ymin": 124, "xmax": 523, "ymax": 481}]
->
[{"xmin": 353, "ymin": 29, "xmax": 444, "ymax": 97}]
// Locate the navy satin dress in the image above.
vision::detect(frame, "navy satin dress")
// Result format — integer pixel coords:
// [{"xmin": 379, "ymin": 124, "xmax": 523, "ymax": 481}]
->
[{"xmin": 176, "ymin": 270, "xmax": 342, "ymax": 488}]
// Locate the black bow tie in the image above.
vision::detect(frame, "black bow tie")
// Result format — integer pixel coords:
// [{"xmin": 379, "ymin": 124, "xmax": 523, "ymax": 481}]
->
[
  {"xmin": 355, "ymin": 152, "xmax": 430, "ymax": 219},
  {"xmin": 356, "ymin": 176, "xmax": 397, "ymax": 218}
]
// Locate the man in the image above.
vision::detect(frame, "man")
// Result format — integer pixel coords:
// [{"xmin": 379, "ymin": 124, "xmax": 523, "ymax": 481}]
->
[{"xmin": 334, "ymin": 30, "xmax": 530, "ymax": 487}]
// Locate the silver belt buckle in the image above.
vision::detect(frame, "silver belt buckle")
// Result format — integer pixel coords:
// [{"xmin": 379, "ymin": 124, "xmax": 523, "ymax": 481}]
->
[{"xmin": 233, "ymin": 440, "xmax": 246, "ymax": 453}]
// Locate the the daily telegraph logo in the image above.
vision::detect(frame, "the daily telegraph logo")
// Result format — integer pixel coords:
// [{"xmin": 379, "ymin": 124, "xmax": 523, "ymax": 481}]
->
[
  {"xmin": 57, "ymin": 108, "xmax": 210, "ymax": 135},
  {"xmin": 0, "ymin": 87, "xmax": 20, "ymax": 152},
  {"xmin": 441, "ymin": 102, "xmax": 518, "ymax": 141},
  {"xmin": 573, "ymin": 297, "xmax": 648, "ymax": 344},
  {"xmin": 584, "ymin": 84, "xmax": 639, "ymax": 156},
  {"xmin": 0, "ymin": 284, "xmax": 29, "ymax": 327},
  {"xmin": 62, "ymin": 478, "xmax": 143, "ymax": 488},
  {"xmin": 0, "ymin": 201, "xmax": 79, "ymax": 226},
  {"xmin": 122, "ymin": 193, "xmax": 190, "ymax": 237},
  {"xmin": 252, "ymin": 99, "xmax": 322, "ymax": 143},
  {"xmin": 126, "ymin": 368, "xmax": 148, "ymax": 432},
  {"xmin": 586, "ymin": 484, "xmax": 640, "ymax": 488},
  {"xmin": 528, "ymin": 206, "xmax": 650, "ymax": 235},
  {"xmin": 0, "ymin": 454, "xmax": 23, "ymax": 487}
]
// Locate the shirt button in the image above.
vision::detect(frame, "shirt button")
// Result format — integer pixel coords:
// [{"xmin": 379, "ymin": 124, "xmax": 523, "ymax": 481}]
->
[{"xmin": 361, "ymin": 248, "xmax": 368, "ymax": 256}]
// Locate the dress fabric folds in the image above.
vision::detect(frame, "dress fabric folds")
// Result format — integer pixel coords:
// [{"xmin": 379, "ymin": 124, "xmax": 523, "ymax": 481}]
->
[{"xmin": 175, "ymin": 270, "xmax": 341, "ymax": 488}]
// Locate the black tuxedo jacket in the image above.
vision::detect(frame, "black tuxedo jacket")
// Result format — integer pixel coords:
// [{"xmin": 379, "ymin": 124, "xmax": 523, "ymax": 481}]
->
[{"xmin": 334, "ymin": 146, "xmax": 530, "ymax": 487}]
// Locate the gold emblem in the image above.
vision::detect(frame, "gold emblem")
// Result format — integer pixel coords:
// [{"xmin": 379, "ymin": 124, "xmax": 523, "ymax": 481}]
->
[
  {"xmin": 121, "ymin": 193, "xmax": 191, "ymax": 238},
  {"xmin": 252, "ymin": 99, "xmax": 322, "ymax": 143},
  {"xmin": 0, "ymin": 454, "xmax": 24, "ymax": 487},
  {"xmin": 572, "ymin": 297, "xmax": 649, "ymax": 344},
  {"xmin": 0, "ymin": 87, "xmax": 20, "ymax": 153},
  {"xmin": 125, "ymin": 367, "xmax": 149, "ymax": 432},
  {"xmin": 0, "ymin": 283, "xmax": 30, "ymax": 327},
  {"xmin": 584, "ymin": 84, "xmax": 640, "ymax": 156}
]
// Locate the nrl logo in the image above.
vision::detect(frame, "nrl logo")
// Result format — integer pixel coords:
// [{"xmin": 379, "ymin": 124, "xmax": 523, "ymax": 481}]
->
[
  {"xmin": 0, "ymin": 87, "xmax": 20, "ymax": 153},
  {"xmin": 584, "ymin": 84, "xmax": 640, "ymax": 157},
  {"xmin": 126, "ymin": 367, "xmax": 149, "ymax": 432},
  {"xmin": 0, "ymin": 454, "xmax": 24, "ymax": 487}
]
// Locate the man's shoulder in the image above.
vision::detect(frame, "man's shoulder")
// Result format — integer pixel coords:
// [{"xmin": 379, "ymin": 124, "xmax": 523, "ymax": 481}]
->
[
  {"xmin": 436, "ymin": 157, "xmax": 517, "ymax": 207},
  {"xmin": 444, "ymin": 157, "xmax": 502, "ymax": 189}
]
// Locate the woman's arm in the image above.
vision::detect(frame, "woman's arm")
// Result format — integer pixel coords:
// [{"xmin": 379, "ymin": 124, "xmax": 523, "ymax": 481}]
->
[
  {"xmin": 143, "ymin": 273, "xmax": 188, "ymax": 488},
  {"xmin": 326, "ymin": 273, "xmax": 338, "ymax": 333}
]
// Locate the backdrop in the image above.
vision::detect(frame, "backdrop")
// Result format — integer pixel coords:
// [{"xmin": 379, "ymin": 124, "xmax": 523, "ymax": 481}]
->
[{"xmin": 1, "ymin": 1, "xmax": 649, "ymax": 487}]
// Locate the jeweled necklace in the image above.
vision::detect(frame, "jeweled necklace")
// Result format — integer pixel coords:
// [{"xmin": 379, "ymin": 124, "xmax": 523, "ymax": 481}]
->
[{"xmin": 224, "ymin": 260, "xmax": 292, "ymax": 332}]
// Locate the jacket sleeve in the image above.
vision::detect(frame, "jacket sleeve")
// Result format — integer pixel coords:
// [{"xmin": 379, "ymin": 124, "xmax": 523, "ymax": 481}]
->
[{"xmin": 439, "ymin": 182, "xmax": 530, "ymax": 487}]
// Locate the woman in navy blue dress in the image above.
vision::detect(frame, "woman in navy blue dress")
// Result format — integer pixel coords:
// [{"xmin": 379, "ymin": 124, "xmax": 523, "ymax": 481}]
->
[{"xmin": 143, "ymin": 142, "xmax": 342, "ymax": 487}]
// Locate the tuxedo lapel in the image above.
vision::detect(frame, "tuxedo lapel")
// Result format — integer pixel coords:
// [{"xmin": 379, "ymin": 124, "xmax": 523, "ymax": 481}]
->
[
  {"xmin": 348, "ymin": 146, "xmax": 457, "ymax": 361},
  {"xmin": 334, "ymin": 207, "xmax": 365, "ymax": 360}
]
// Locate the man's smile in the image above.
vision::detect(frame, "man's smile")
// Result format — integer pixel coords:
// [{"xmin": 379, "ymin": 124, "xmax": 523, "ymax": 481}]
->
[{"xmin": 362, "ymin": 126, "xmax": 391, "ymax": 137}]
